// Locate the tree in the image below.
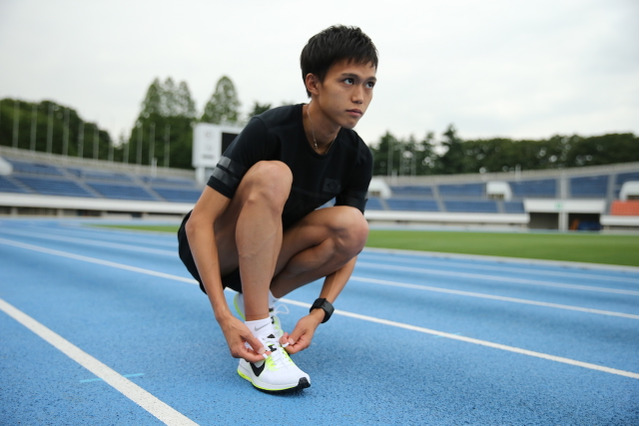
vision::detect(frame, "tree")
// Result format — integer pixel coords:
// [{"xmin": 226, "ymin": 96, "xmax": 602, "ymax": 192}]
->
[
  {"xmin": 434, "ymin": 124, "xmax": 470, "ymax": 174},
  {"xmin": 138, "ymin": 78, "xmax": 164, "ymax": 120},
  {"xmin": 415, "ymin": 131, "xmax": 438, "ymax": 175},
  {"xmin": 176, "ymin": 81, "xmax": 197, "ymax": 119},
  {"xmin": 201, "ymin": 76, "xmax": 241, "ymax": 124},
  {"xmin": 248, "ymin": 102, "xmax": 272, "ymax": 120},
  {"xmin": 122, "ymin": 77, "xmax": 198, "ymax": 168}
]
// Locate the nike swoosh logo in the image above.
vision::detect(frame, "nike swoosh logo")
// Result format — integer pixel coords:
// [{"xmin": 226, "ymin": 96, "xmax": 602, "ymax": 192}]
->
[
  {"xmin": 250, "ymin": 361, "xmax": 265, "ymax": 377},
  {"xmin": 254, "ymin": 323, "xmax": 269, "ymax": 332}
]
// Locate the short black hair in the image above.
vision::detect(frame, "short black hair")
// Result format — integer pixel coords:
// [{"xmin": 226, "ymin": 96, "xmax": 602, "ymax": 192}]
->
[{"xmin": 300, "ymin": 25, "xmax": 378, "ymax": 97}]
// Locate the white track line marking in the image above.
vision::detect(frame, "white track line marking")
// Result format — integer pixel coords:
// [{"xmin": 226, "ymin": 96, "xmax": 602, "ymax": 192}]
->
[
  {"xmin": 282, "ymin": 299, "xmax": 639, "ymax": 380},
  {"xmin": 357, "ymin": 261, "xmax": 639, "ymax": 296},
  {"xmin": 0, "ymin": 298, "xmax": 197, "ymax": 426},
  {"xmin": 350, "ymin": 276, "xmax": 639, "ymax": 319},
  {"xmin": 0, "ymin": 238, "xmax": 195, "ymax": 284},
  {"xmin": 0, "ymin": 228, "xmax": 176, "ymax": 256},
  {"xmin": 1, "ymin": 237, "xmax": 637, "ymax": 380},
  {"xmin": 362, "ymin": 250, "xmax": 637, "ymax": 284}
]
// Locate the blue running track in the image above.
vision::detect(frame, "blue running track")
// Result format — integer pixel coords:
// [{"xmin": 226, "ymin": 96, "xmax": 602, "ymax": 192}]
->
[{"xmin": 0, "ymin": 218, "xmax": 638, "ymax": 425}]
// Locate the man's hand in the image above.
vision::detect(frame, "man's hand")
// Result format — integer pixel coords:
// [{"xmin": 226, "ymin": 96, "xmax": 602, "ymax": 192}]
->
[
  {"xmin": 281, "ymin": 310, "xmax": 323, "ymax": 354},
  {"xmin": 218, "ymin": 314, "xmax": 268, "ymax": 363}
]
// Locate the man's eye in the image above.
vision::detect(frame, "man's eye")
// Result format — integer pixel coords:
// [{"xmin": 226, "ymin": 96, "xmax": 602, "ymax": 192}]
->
[
  {"xmin": 344, "ymin": 78, "xmax": 355, "ymax": 85},
  {"xmin": 366, "ymin": 81, "xmax": 376, "ymax": 89}
]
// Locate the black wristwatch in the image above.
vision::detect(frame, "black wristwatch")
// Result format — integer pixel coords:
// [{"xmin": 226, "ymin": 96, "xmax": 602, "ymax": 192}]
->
[{"xmin": 309, "ymin": 298, "xmax": 334, "ymax": 323}]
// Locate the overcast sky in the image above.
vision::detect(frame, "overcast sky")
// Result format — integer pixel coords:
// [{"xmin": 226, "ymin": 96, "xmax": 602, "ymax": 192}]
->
[{"xmin": 0, "ymin": 0, "xmax": 637, "ymax": 146}]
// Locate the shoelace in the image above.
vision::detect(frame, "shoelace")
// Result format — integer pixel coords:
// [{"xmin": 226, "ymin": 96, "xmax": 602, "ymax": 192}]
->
[
  {"xmin": 263, "ymin": 339, "xmax": 294, "ymax": 369},
  {"xmin": 270, "ymin": 303, "xmax": 289, "ymax": 318}
]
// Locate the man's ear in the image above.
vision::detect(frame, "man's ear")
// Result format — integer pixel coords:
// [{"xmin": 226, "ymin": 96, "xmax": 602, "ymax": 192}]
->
[{"xmin": 304, "ymin": 73, "xmax": 321, "ymax": 96}]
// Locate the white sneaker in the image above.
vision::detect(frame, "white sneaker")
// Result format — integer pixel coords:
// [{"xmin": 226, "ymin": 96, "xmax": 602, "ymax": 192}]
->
[
  {"xmin": 233, "ymin": 293, "xmax": 286, "ymax": 339},
  {"xmin": 237, "ymin": 333, "xmax": 310, "ymax": 392}
]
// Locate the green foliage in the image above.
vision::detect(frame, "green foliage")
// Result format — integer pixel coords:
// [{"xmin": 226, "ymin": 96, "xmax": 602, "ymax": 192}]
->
[
  {"xmin": 2, "ymin": 73, "xmax": 638, "ymax": 172},
  {"xmin": 368, "ymin": 124, "xmax": 639, "ymax": 176},
  {"xmin": 0, "ymin": 98, "xmax": 110, "ymax": 159},
  {"xmin": 248, "ymin": 102, "xmax": 272, "ymax": 119},
  {"xmin": 201, "ymin": 76, "xmax": 241, "ymax": 124},
  {"xmin": 138, "ymin": 77, "xmax": 197, "ymax": 122},
  {"xmin": 373, "ymin": 131, "xmax": 438, "ymax": 176},
  {"xmin": 119, "ymin": 77, "xmax": 199, "ymax": 167}
]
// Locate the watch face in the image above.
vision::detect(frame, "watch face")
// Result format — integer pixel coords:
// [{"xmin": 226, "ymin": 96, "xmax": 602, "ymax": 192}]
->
[
  {"xmin": 311, "ymin": 298, "xmax": 333, "ymax": 323},
  {"xmin": 311, "ymin": 298, "xmax": 332, "ymax": 322}
]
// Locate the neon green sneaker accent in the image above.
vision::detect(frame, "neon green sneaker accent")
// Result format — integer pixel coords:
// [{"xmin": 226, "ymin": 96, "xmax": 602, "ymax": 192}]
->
[{"xmin": 237, "ymin": 334, "xmax": 310, "ymax": 392}]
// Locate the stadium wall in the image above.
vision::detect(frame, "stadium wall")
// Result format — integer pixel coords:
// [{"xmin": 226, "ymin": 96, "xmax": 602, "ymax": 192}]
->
[{"xmin": 0, "ymin": 147, "xmax": 637, "ymax": 232}]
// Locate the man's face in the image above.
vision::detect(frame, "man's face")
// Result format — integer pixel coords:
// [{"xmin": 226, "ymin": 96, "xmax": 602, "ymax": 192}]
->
[{"xmin": 315, "ymin": 59, "xmax": 377, "ymax": 130}]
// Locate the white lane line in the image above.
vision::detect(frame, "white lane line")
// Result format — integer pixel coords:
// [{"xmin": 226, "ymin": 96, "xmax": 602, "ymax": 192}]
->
[
  {"xmin": 357, "ymin": 261, "xmax": 639, "ymax": 296},
  {"xmin": 0, "ymin": 298, "xmax": 198, "ymax": 426},
  {"xmin": 362, "ymin": 250, "xmax": 638, "ymax": 284},
  {"xmin": 0, "ymin": 229, "xmax": 176, "ymax": 256},
  {"xmin": 0, "ymin": 238, "xmax": 195, "ymax": 285},
  {"xmin": 350, "ymin": 276, "xmax": 639, "ymax": 319},
  {"xmin": 2, "ymin": 237, "xmax": 637, "ymax": 380},
  {"xmin": 282, "ymin": 299, "xmax": 639, "ymax": 380}
]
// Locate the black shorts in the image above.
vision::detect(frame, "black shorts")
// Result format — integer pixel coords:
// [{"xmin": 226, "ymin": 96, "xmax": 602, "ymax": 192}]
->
[{"xmin": 177, "ymin": 211, "xmax": 242, "ymax": 294}]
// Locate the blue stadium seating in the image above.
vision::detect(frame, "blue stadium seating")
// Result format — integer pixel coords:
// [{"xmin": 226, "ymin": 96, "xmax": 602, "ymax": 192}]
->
[
  {"xmin": 386, "ymin": 198, "xmax": 439, "ymax": 211},
  {"xmin": 86, "ymin": 182, "xmax": 158, "ymax": 201},
  {"xmin": 15, "ymin": 176, "xmax": 95, "ymax": 197},
  {"xmin": 1, "ymin": 155, "xmax": 636, "ymax": 219},
  {"xmin": 152, "ymin": 187, "xmax": 201, "ymax": 203},
  {"xmin": 7, "ymin": 159, "xmax": 64, "ymax": 176},
  {"xmin": 438, "ymin": 183, "xmax": 484, "ymax": 198},
  {"xmin": 389, "ymin": 185, "xmax": 434, "ymax": 197},
  {"xmin": 616, "ymin": 172, "xmax": 638, "ymax": 185},
  {"xmin": 509, "ymin": 179, "xmax": 557, "ymax": 198},
  {"xmin": 444, "ymin": 200, "xmax": 498, "ymax": 213},
  {"xmin": 1, "ymin": 156, "xmax": 203, "ymax": 203},
  {"xmin": 569, "ymin": 175, "xmax": 609, "ymax": 197},
  {"xmin": 366, "ymin": 197, "xmax": 385, "ymax": 210},
  {"xmin": 503, "ymin": 201, "xmax": 525, "ymax": 214},
  {"xmin": 143, "ymin": 176, "xmax": 198, "ymax": 187},
  {"xmin": 67, "ymin": 167, "xmax": 133, "ymax": 183},
  {"xmin": 0, "ymin": 176, "xmax": 28, "ymax": 193}
]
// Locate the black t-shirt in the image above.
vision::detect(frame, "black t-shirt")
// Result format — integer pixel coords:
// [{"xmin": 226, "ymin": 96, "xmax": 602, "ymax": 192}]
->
[{"xmin": 207, "ymin": 104, "xmax": 373, "ymax": 229}]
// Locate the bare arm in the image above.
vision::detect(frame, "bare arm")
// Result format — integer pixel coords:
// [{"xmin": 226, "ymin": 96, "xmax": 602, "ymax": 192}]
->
[
  {"xmin": 185, "ymin": 187, "xmax": 266, "ymax": 362},
  {"xmin": 284, "ymin": 256, "xmax": 358, "ymax": 354}
]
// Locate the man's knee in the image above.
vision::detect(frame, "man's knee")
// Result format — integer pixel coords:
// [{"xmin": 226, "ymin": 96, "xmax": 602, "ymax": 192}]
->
[
  {"xmin": 330, "ymin": 207, "xmax": 369, "ymax": 256},
  {"xmin": 242, "ymin": 161, "xmax": 293, "ymax": 210}
]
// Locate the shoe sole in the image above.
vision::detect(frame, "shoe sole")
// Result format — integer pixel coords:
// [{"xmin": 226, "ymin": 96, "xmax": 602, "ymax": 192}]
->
[{"xmin": 237, "ymin": 366, "xmax": 311, "ymax": 393}]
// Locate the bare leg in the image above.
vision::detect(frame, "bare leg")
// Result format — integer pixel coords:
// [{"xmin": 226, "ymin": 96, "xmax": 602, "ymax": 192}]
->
[
  {"xmin": 214, "ymin": 161, "xmax": 292, "ymax": 321},
  {"xmin": 270, "ymin": 205, "xmax": 369, "ymax": 298}
]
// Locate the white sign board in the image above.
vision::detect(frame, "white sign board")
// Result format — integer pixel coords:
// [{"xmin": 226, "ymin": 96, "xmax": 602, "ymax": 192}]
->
[{"xmin": 192, "ymin": 123, "xmax": 241, "ymax": 184}]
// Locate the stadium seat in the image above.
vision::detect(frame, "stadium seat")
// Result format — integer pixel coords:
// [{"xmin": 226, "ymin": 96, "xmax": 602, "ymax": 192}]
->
[
  {"xmin": 569, "ymin": 175, "xmax": 609, "ymax": 197},
  {"xmin": 86, "ymin": 182, "xmax": 158, "ymax": 200},
  {"xmin": 510, "ymin": 179, "xmax": 557, "ymax": 198},
  {"xmin": 15, "ymin": 176, "xmax": 95, "ymax": 197},
  {"xmin": 610, "ymin": 200, "xmax": 639, "ymax": 216},
  {"xmin": 366, "ymin": 197, "xmax": 385, "ymax": 210},
  {"xmin": 386, "ymin": 198, "xmax": 440, "ymax": 211},
  {"xmin": 0, "ymin": 175, "xmax": 28, "ymax": 193},
  {"xmin": 438, "ymin": 183, "xmax": 484, "ymax": 198},
  {"xmin": 443, "ymin": 200, "xmax": 498, "ymax": 213}
]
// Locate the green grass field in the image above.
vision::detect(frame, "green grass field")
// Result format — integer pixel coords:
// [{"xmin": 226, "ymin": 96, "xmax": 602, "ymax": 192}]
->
[
  {"xmin": 365, "ymin": 230, "xmax": 638, "ymax": 267},
  {"xmin": 96, "ymin": 224, "xmax": 638, "ymax": 267}
]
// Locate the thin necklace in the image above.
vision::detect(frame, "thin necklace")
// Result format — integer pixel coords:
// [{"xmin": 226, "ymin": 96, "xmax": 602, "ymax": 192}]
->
[{"xmin": 306, "ymin": 105, "xmax": 319, "ymax": 150}]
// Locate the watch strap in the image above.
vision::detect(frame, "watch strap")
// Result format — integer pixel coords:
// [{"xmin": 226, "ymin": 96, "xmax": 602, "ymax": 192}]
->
[{"xmin": 309, "ymin": 298, "xmax": 334, "ymax": 323}]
